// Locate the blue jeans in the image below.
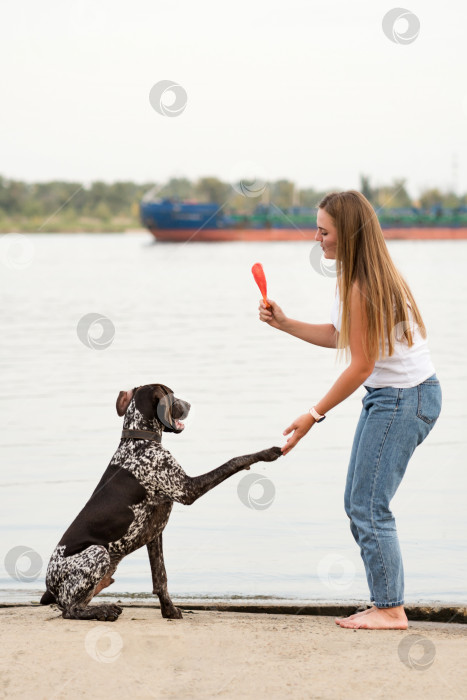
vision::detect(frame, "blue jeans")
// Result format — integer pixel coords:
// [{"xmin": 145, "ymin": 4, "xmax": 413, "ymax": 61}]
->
[{"xmin": 344, "ymin": 374, "xmax": 442, "ymax": 607}]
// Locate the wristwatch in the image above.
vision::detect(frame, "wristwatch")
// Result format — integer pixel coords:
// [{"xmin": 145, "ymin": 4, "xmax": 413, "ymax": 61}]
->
[{"xmin": 309, "ymin": 406, "xmax": 326, "ymax": 423}]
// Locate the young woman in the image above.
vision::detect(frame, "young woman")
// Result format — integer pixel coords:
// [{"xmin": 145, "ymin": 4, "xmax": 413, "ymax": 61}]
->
[{"xmin": 258, "ymin": 190, "xmax": 442, "ymax": 630}]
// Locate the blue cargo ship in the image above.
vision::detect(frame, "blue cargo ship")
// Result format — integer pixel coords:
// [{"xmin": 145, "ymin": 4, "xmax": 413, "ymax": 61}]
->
[{"xmin": 140, "ymin": 198, "xmax": 467, "ymax": 241}]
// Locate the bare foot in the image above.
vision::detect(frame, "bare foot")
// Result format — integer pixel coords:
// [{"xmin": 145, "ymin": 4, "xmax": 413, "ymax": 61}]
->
[
  {"xmin": 335, "ymin": 605, "xmax": 374, "ymax": 625},
  {"xmin": 336, "ymin": 605, "xmax": 408, "ymax": 630}
]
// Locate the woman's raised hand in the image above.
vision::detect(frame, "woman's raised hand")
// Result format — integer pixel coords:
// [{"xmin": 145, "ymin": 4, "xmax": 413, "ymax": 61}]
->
[
  {"xmin": 258, "ymin": 299, "xmax": 288, "ymax": 330},
  {"xmin": 281, "ymin": 413, "xmax": 315, "ymax": 455}
]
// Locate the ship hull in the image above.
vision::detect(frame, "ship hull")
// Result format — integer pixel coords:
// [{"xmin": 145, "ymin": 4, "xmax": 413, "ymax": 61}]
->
[{"xmin": 147, "ymin": 227, "xmax": 467, "ymax": 242}]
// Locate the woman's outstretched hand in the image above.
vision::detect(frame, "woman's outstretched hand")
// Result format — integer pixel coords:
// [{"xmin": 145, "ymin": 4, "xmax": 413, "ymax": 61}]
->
[
  {"xmin": 281, "ymin": 413, "xmax": 315, "ymax": 455},
  {"xmin": 258, "ymin": 298, "xmax": 288, "ymax": 330}
]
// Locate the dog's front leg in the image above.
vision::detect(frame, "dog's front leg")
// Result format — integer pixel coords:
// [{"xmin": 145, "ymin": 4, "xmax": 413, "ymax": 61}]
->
[
  {"xmin": 173, "ymin": 446, "xmax": 282, "ymax": 505},
  {"xmin": 147, "ymin": 534, "xmax": 182, "ymax": 619}
]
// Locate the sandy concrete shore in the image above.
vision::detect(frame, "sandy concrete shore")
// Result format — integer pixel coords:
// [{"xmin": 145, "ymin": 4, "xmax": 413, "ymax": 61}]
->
[{"xmin": 1, "ymin": 605, "xmax": 466, "ymax": 700}]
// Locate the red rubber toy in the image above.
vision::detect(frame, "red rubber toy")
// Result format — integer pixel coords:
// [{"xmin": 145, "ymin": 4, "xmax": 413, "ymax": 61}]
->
[{"xmin": 251, "ymin": 262, "xmax": 271, "ymax": 308}]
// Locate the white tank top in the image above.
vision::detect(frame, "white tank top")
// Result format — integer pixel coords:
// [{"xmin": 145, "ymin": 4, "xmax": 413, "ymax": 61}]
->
[{"xmin": 330, "ymin": 286, "xmax": 436, "ymax": 388}]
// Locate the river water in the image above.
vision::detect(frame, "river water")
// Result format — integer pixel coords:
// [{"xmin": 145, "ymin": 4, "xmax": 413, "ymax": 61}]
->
[{"xmin": 1, "ymin": 233, "xmax": 465, "ymax": 605}]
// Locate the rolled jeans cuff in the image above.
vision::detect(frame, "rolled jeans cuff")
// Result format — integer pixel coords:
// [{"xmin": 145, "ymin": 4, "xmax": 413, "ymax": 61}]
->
[{"xmin": 374, "ymin": 600, "xmax": 404, "ymax": 608}]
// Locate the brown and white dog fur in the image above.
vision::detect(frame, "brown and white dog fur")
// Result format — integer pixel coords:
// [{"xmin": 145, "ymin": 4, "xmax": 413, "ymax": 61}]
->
[{"xmin": 40, "ymin": 383, "xmax": 282, "ymax": 621}]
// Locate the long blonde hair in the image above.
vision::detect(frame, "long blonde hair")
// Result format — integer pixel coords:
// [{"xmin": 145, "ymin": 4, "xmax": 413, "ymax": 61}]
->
[{"xmin": 318, "ymin": 190, "xmax": 427, "ymax": 362}]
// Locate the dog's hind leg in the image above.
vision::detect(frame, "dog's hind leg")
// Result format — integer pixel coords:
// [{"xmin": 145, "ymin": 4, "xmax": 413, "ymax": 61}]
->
[
  {"xmin": 147, "ymin": 533, "xmax": 182, "ymax": 619},
  {"xmin": 49, "ymin": 545, "xmax": 123, "ymax": 622},
  {"xmin": 40, "ymin": 590, "xmax": 56, "ymax": 605},
  {"xmin": 93, "ymin": 575, "xmax": 115, "ymax": 596}
]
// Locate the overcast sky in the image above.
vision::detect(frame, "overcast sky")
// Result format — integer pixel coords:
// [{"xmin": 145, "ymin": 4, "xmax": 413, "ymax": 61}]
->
[{"xmin": 1, "ymin": 0, "xmax": 466, "ymax": 197}]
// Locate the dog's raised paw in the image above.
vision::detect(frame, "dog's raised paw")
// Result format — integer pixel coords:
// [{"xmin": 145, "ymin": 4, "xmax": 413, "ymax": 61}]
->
[{"xmin": 258, "ymin": 446, "xmax": 283, "ymax": 462}]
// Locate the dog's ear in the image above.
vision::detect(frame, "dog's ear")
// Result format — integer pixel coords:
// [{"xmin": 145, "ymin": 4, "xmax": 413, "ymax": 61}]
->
[{"xmin": 116, "ymin": 388, "xmax": 134, "ymax": 416}]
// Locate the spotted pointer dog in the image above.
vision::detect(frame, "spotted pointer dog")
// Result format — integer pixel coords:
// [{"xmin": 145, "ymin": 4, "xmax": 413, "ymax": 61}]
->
[{"xmin": 40, "ymin": 383, "xmax": 282, "ymax": 621}]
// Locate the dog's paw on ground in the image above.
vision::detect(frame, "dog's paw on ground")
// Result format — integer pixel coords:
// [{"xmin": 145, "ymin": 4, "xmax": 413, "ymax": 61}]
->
[
  {"xmin": 62, "ymin": 604, "xmax": 123, "ymax": 622},
  {"xmin": 161, "ymin": 605, "xmax": 183, "ymax": 619},
  {"xmin": 89, "ymin": 604, "xmax": 123, "ymax": 622}
]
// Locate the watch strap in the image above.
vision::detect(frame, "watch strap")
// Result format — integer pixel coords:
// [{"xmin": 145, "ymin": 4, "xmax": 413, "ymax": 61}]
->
[{"xmin": 309, "ymin": 406, "xmax": 326, "ymax": 423}]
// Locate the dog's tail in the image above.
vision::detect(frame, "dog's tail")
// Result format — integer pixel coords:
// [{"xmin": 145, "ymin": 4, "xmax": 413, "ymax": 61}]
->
[{"xmin": 40, "ymin": 590, "xmax": 56, "ymax": 605}]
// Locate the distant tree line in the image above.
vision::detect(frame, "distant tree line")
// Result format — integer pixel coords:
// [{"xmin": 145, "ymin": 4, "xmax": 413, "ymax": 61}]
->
[
  {"xmin": 0, "ymin": 174, "xmax": 465, "ymax": 233},
  {"xmin": 0, "ymin": 178, "xmax": 151, "ymax": 231},
  {"xmin": 359, "ymin": 176, "xmax": 465, "ymax": 210}
]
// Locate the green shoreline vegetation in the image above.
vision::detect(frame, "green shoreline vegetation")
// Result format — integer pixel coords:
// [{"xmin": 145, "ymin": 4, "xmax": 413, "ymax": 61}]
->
[{"xmin": 1, "ymin": 174, "xmax": 466, "ymax": 234}]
